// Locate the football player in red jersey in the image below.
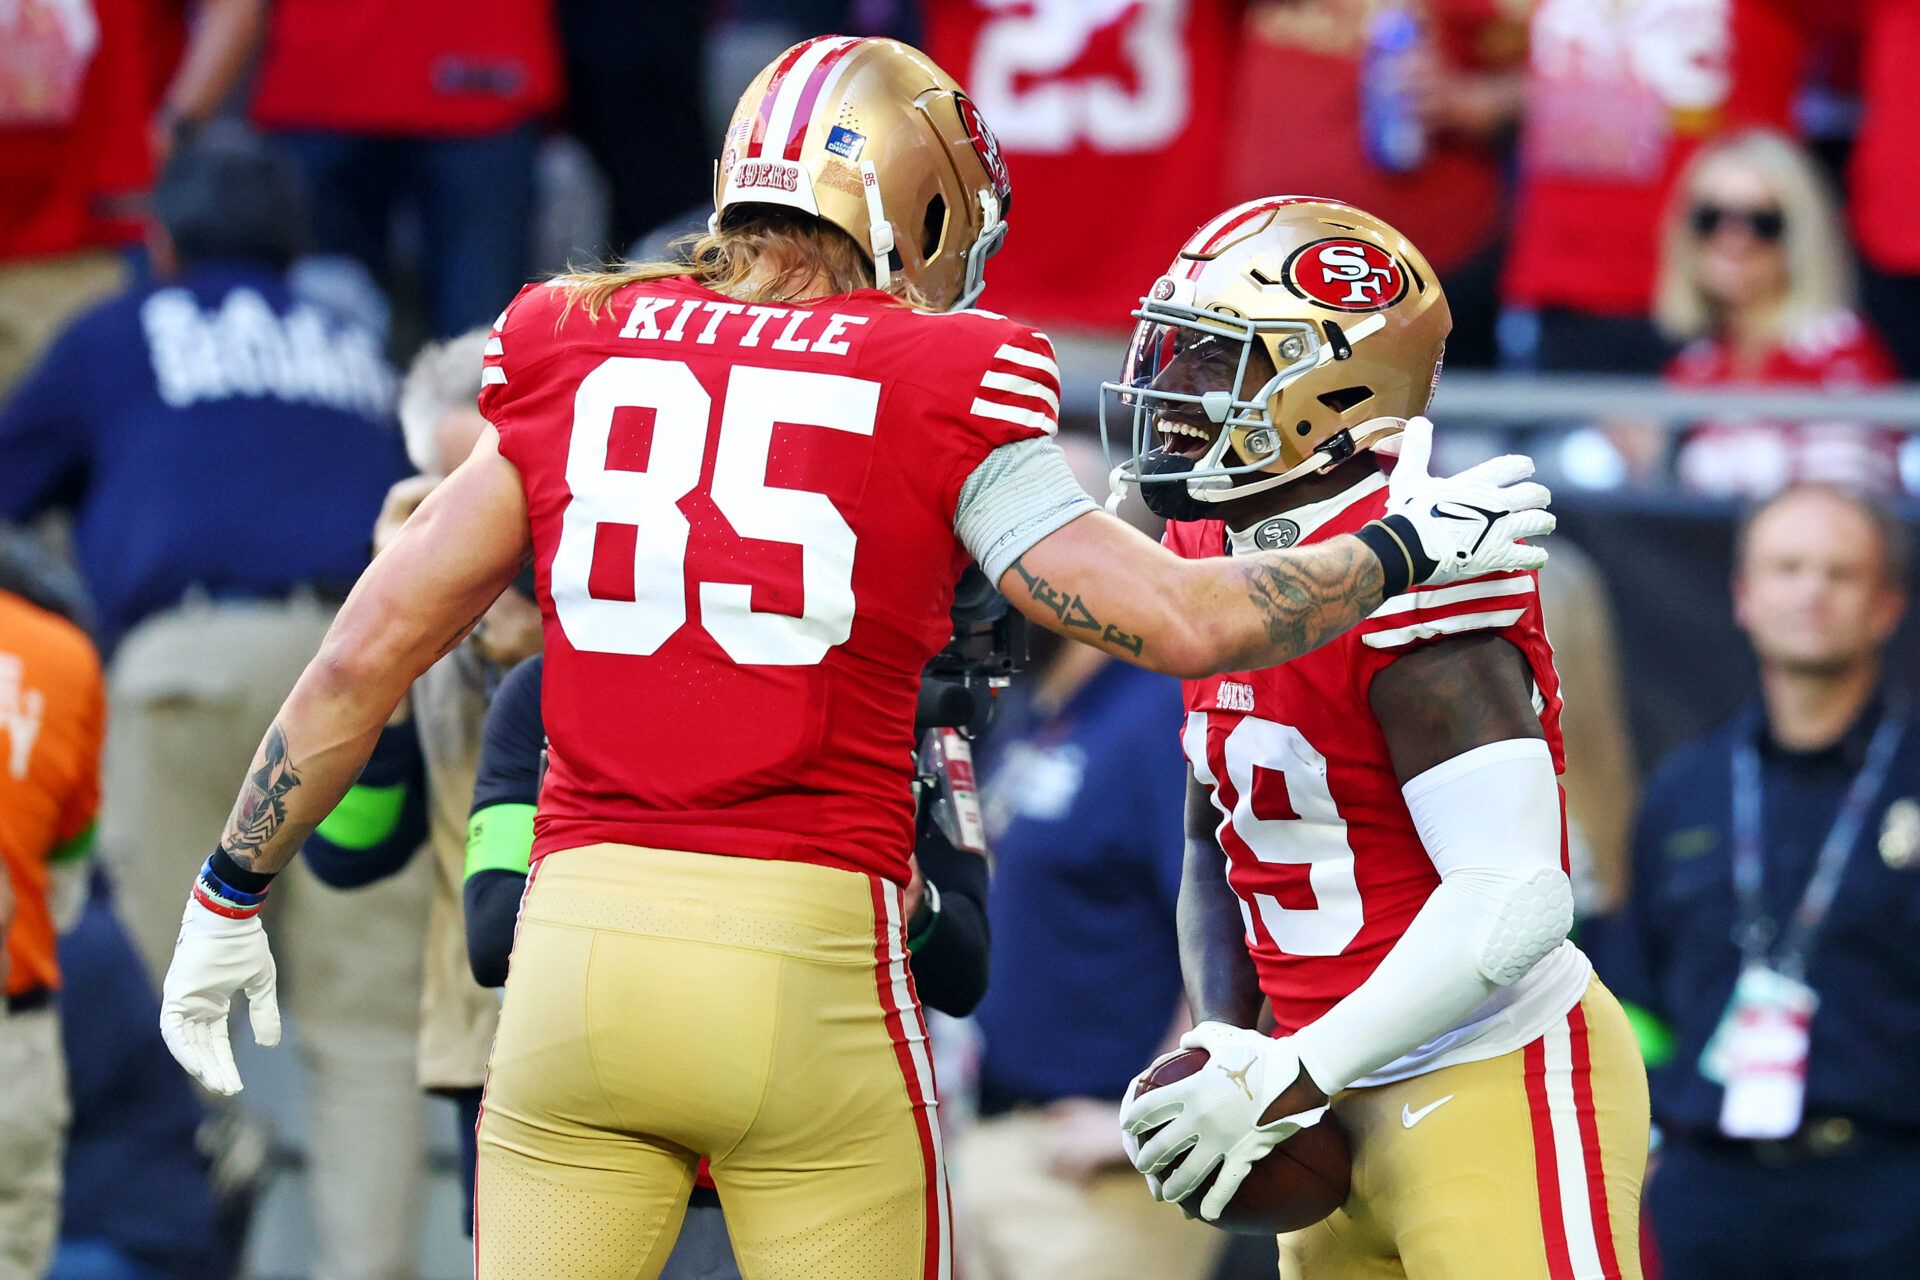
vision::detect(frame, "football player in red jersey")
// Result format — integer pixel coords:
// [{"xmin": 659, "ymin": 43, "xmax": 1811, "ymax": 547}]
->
[
  {"xmin": 154, "ymin": 41, "xmax": 1557, "ymax": 1280},
  {"xmin": 1114, "ymin": 200, "xmax": 1650, "ymax": 1280}
]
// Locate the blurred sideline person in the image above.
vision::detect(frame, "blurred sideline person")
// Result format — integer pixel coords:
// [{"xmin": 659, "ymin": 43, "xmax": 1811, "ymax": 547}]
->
[
  {"xmin": 155, "ymin": 37, "xmax": 1553, "ymax": 1280},
  {"xmin": 50, "ymin": 872, "xmax": 227, "ymax": 1280},
  {"xmin": 954, "ymin": 436, "xmax": 1223, "ymax": 1280},
  {"xmin": 1653, "ymin": 130, "xmax": 1903, "ymax": 498},
  {"xmin": 0, "ymin": 581, "xmax": 104, "ymax": 1279},
  {"xmin": 0, "ymin": 125, "xmax": 428, "ymax": 1280},
  {"xmin": 1499, "ymin": 0, "xmax": 1804, "ymax": 374},
  {"xmin": 298, "ymin": 329, "xmax": 542, "ymax": 1233},
  {"xmin": 1111, "ymin": 199, "xmax": 1647, "ymax": 1279},
  {"xmin": 248, "ymin": 0, "xmax": 561, "ymax": 337},
  {"xmin": 0, "ymin": 0, "xmax": 263, "ymax": 396},
  {"xmin": 456, "ymin": 648, "xmax": 991, "ymax": 1279},
  {"xmin": 1537, "ymin": 542, "xmax": 1639, "ymax": 915},
  {"xmin": 1848, "ymin": 0, "xmax": 1920, "ymax": 378},
  {"xmin": 1588, "ymin": 486, "xmax": 1918, "ymax": 1279}
]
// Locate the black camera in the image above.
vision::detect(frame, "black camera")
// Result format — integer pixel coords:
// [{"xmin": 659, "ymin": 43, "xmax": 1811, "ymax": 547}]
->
[{"xmin": 915, "ymin": 566, "xmax": 1028, "ymax": 735}]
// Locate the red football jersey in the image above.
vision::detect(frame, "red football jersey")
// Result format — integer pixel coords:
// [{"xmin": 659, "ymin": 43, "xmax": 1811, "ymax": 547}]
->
[
  {"xmin": 923, "ymin": 0, "xmax": 1233, "ymax": 330},
  {"xmin": 1503, "ymin": 0, "xmax": 1805, "ymax": 316},
  {"xmin": 1668, "ymin": 309, "xmax": 1905, "ymax": 496},
  {"xmin": 1164, "ymin": 470, "xmax": 1566, "ymax": 1040},
  {"xmin": 480, "ymin": 278, "xmax": 1059, "ymax": 884}
]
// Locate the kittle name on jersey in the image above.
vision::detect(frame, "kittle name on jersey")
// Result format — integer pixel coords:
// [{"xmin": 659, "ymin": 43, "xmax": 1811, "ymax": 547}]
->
[{"xmin": 617, "ymin": 295, "xmax": 869, "ymax": 356}]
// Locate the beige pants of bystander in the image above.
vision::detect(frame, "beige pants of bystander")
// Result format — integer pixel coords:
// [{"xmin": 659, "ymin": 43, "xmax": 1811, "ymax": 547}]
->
[
  {"xmin": 0, "ymin": 1006, "xmax": 67, "ymax": 1280},
  {"xmin": 952, "ymin": 1106, "xmax": 1227, "ymax": 1280},
  {"xmin": 99, "ymin": 597, "xmax": 434, "ymax": 1280}
]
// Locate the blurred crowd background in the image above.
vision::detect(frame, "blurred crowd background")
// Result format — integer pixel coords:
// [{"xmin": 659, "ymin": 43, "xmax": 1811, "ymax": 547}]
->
[{"xmin": 2, "ymin": 1, "xmax": 1918, "ymax": 1279}]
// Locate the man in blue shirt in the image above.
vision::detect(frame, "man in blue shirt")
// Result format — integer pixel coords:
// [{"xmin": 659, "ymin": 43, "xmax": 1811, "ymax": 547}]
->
[
  {"xmin": 1588, "ymin": 484, "xmax": 1919, "ymax": 1280},
  {"xmin": 0, "ymin": 124, "xmax": 428, "ymax": 1280}
]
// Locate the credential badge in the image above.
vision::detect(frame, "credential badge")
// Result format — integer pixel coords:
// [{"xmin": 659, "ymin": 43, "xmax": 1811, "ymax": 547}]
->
[{"xmin": 1880, "ymin": 797, "xmax": 1920, "ymax": 870}]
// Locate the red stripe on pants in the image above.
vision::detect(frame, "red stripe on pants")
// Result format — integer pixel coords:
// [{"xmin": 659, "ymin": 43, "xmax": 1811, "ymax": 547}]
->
[
  {"xmin": 1568, "ymin": 1002, "xmax": 1624, "ymax": 1278},
  {"xmin": 868, "ymin": 878, "xmax": 942, "ymax": 1280}
]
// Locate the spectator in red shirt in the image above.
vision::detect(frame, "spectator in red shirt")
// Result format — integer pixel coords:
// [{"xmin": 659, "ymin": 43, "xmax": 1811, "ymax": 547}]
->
[
  {"xmin": 0, "ymin": 0, "xmax": 256, "ymax": 397},
  {"xmin": 924, "ymin": 0, "xmax": 1234, "ymax": 332},
  {"xmin": 1225, "ymin": 0, "xmax": 1528, "ymax": 368},
  {"xmin": 1848, "ymin": 0, "xmax": 1920, "ymax": 377},
  {"xmin": 1655, "ymin": 129, "xmax": 1903, "ymax": 497},
  {"xmin": 248, "ymin": 0, "xmax": 562, "ymax": 338},
  {"xmin": 1500, "ymin": 0, "xmax": 1807, "ymax": 373}
]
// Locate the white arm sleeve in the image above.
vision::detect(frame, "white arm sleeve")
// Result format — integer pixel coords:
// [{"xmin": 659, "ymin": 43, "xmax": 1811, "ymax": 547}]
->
[
  {"xmin": 952, "ymin": 436, "xmax": 1099, "ymax": 583},
  {"xmin": 1290, "ymin": 738, "xmax": 1572, "ymax": 1094}
]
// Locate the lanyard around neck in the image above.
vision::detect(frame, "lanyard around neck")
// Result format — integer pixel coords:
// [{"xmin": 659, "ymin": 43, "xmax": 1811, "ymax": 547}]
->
[{"xmin": 1729, "ymin": 699, "xmax": 1906, "ymax": 980}]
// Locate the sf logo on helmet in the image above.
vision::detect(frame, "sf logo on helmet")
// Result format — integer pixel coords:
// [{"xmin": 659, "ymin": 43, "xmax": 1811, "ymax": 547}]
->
[
  {"xmin": 955, "ymin": 94, "xmax": 1012, "ymax": 204},
  {"xmin": 1283, "ymin": 238, "xmax": 1409, "ymax": 313}
]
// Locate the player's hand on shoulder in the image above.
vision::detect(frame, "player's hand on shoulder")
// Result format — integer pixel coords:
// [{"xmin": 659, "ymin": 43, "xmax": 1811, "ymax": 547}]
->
[
  {"xmin": 1366, "ymin": 417, "xmax": 1554, "ymax": 588},
  {"xmin": 1119, "ymin": 1021, "xmax": 1330, "ymax": 1222}
]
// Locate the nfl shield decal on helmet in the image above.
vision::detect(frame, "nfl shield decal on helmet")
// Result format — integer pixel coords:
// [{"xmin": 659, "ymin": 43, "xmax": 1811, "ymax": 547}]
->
[{"xmin": 1284, "ymin": 238, "xmax": 1409, "ymax": 312}]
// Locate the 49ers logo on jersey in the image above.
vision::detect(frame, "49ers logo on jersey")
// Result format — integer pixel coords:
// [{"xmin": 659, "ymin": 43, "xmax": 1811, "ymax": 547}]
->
[
  {"xmin": 955, "ymin": 94, "xmax": 1012, "ymax": 204},
  {"xmin": 1283, "ymin": 238, "xmax": 1408, "ymax": 313}
]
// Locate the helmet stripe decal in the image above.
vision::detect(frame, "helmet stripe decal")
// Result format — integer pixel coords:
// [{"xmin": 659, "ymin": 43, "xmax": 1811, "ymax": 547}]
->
[
  {"xmin": 748, "ymin": 36, "xmax": 832, "ymax": 159},
  {"xmin": 781, "ymin": 39, "xmax": 864, "ymax": 161},
  {"xmin": 758, "ymin": 36, "xmax": 861, "ymax": 160}
]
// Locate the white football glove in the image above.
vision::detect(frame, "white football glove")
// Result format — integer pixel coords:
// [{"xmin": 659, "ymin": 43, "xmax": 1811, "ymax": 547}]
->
[
  {"xmin": 159, "ymin": 894, "xmax": 281, "ymax": 1096},
  {"xmin": 1372, "ymin": 417, "xmax": 1554, "ymax": 587},
  {"xmin": 1118, "ymin": 1022, "xmax": 1329, "ymax": 1223}
]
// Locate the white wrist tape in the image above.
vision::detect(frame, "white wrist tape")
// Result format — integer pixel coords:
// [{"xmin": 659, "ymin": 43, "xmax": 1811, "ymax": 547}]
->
[{"xmin": 1292, "ymin": 738, "xmax": 1569, "ymax": 1094}]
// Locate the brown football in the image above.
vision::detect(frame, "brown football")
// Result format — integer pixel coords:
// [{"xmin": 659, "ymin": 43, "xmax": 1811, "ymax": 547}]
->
[{"xmin": 1130, "ymin": 1047, "xmax": 1352, "ymax": 1235}]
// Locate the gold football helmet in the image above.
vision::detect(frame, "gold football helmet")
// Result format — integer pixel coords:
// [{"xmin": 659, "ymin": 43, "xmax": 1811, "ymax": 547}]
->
[
  {"xmin": 714, "ymin": 35, "xmax": 1011, "ymax": 311},
  {"xmin": 1102, "ymin": 197, "xmax": 1451, "ymax": 520}
]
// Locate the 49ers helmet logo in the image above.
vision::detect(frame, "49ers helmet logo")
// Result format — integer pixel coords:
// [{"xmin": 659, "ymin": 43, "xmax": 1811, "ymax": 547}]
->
[
  {"xmin": 1283, "ymin": 238, "xmax": 1408, "ymax": 312},
  {"xmin": 955, "ymin": 94, "xmax": 1012, "ymax": 205}
]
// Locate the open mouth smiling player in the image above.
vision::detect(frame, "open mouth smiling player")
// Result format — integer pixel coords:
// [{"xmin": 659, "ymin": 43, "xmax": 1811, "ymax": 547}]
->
[{"xmin": 1114, "ymin": 198, "xmax": 1650, "ymax": 1280}]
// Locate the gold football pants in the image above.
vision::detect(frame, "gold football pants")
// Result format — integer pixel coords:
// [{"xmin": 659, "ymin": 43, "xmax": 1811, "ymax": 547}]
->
[
  {"xmin": 474, "ymin": 843, "xmax": 949, "ymax": 1280},
  {"xmin": 1280, "ymin": 977, "xmax": 1649, "ymax": 1280}
]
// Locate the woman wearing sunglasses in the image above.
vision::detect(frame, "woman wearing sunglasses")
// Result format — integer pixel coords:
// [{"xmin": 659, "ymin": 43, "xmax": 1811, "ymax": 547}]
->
[{"xmin": 1652, "ymin": 128, "xmax": 1905, "ymax": 496}]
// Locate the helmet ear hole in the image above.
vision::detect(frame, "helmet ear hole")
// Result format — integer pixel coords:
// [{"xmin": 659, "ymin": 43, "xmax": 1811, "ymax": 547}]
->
[
  {"xmin": 1317, "ymin": 385, "xmax": 1374, "ymax": 414},
  {"xmin": 921, "ymin": 193, "xmax": 948, "ymax": 261}
]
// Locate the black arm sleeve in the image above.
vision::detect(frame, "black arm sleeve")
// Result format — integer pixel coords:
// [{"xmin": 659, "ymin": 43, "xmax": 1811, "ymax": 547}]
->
[
  {"xmin": 301, "ymin": 717, "xmax": 429, "ymax": 889},
  {"xmin": 463, "ymin": 871, "xmax": 527, "ymax": 989},
  {"xmin": 465, "ymin": 655, "xmax": 545, "ymax": 987},
  {"xmin": 905, "ymin": 810, "xmax": 991, "ymax": 1017},
  {"xmin": 470, "ymin": 653, "xmax": 547, "ymax": 815}
]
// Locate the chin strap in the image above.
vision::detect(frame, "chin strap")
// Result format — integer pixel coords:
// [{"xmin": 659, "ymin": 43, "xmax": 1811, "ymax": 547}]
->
[{"xmin": 860, "ymin": 160, "xmax": 894, "ymax": 293}]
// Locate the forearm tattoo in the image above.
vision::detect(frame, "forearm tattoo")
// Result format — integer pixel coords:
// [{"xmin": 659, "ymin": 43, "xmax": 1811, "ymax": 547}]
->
[
  {"xmin": 1235, "ymin": 539, "xmax": 1386, "ymax": 665},
  {"xmin": 1008, "ymin": 557, "xmax": 1147, "ymax": 657},
  {"xmin": 221, "ymin": 721, "xmax": 303, "ymax": 872}
]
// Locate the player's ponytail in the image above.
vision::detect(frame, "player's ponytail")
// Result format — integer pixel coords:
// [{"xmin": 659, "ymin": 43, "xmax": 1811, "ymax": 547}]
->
[{"xmin": 554, "ymin": 206, "xmax": 933, "ymax": 320}]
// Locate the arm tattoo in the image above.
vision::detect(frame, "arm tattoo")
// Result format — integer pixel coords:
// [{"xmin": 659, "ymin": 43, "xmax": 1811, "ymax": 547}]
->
[
  {"xmin": 434, "ymin": 609, "xmax": 488, "ymax": 660},
  {"xmin": 222, "ymin": 721, "xmax": 302, "ymax": 868},
  {"xmin": 1007, "ymin": 556, "xmax": 1146, "ymax": 658},
  {"xmin": 1234, "ymin": 541, "xmax": 1385, "ymax": 665}
]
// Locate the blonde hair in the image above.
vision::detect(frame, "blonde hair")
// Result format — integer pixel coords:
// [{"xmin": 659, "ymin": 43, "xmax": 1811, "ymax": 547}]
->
[
  {"xmin": 553, "ymin": 207, "xmax": 933, "ymax": 320},
  {"xmin": 1653, "ymin": 128, "xmax": 1858, "ymax": 346}
]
